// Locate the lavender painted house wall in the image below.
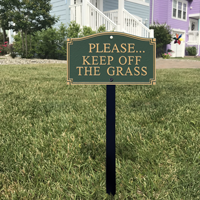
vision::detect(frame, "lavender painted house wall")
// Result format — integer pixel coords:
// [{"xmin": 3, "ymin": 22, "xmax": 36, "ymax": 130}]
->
[{"xmin": 150, "ymin": 0, "xmax": 200, "ymax": 57}]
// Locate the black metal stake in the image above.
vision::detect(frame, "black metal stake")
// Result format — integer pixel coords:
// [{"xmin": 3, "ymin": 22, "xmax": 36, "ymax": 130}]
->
[{"xmin": 106, "ymin": 85, "xmax": 116, "ymax": 196}]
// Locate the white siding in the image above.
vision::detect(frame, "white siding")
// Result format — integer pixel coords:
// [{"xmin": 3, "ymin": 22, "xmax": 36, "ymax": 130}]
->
[{"xmin": 50, "ymin": 0, "xmax": 70, "ymax": 29}]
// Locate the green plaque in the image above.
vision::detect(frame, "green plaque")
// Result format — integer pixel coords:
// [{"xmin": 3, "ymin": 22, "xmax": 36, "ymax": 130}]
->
[{"xmin": 67, "ymin": 32, "xmax": 156, "ymax": 85}]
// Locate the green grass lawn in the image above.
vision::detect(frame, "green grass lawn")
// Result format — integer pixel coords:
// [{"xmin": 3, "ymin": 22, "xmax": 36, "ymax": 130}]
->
[{"xmin": 0, "ymin": 63, "xmax": 200, "ymax": 199}]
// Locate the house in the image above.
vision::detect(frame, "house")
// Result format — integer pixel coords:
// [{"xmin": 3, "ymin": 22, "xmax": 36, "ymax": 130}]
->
[
  {"xmin": 2, "ymin": 0, "xmax": 154, "ymax": 45},
  {"xmin": 150, "ymin": 0, "xmax": 200, "ymax": 57},
  {"xmin": 49, "ymin": 0, "xmax": 154, "ymax": 38}
]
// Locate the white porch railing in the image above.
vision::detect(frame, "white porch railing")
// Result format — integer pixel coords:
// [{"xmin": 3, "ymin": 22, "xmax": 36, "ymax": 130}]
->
[
  {"xmin": 69, "ymin": 1, "xmax": 153, "ymax": 38},
  {"xmin": 104, "ymin": 9, "xmax": 153, "ymax": 38},
  {"xmin": 104, "ymin": 9, "xmax": 118, "ymax": 25},
  {"xmin": 123, "ymin": 9, "xmax": 152, "ymax": 38},
  {"xmin": 87, "ymin": 1, "xmax": 117, "ymax": 31},
  {"xmin": 187, "ymin": 31, "xmax": 200, "ymax": 44},
  {"xmin": 69, "ymin": 3, "xmax": 83, "ymax": 26},
  {"xmin": 69, "ymin": 1, "xmax": 117, "ymax": 32}
]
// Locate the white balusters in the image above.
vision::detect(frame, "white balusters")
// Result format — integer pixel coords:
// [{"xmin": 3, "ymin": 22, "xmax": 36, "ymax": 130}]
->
[
  {"xmin": 124, "ymin": 8, "xmax": 153, "ymax": 38},
  {"xmin": 188, "ymin": 31, "xmax": 199, "ymax": 43},
  {"xmin": 69, "ymin": 1, "xmax": 153, "ymax": 38},
  {"xmin": 104, "ymin": 10, "xmax": 118, "ymax": 25},
  {"xmin": 87, "ymin": 1, "xmax": 117, "ymax": 31},
  {"xmin": 69, "ymin": 3, "xmax": 83, "ymax": 26}
]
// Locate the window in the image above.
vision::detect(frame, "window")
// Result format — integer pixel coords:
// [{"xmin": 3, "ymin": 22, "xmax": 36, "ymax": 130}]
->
[
  {"xmin": 178, "ymin": 2, "xmax": 182, "ymax": 18},
  {"xmin": 172, "ymin": 0, "xmax": 187, "ymax": 21},
  {"xmin": 173, "ymin": 0, "xmax": 177, "ymax": 17},
  {"xmin": 183, "ymin": 4, "xmax": 186, "ymax": 19},
  {"xmin": 191, "ymin": 22, "xmax": 195, "ymax": 30}
]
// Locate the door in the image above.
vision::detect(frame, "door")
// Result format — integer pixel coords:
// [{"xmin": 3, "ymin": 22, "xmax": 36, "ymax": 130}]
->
[
  {"xmin": 189, "ymin": 19, "xmax": 199, "ymax": 43},
  {"xmin": 170, "ymin": 31, "xmax": 185, "ymax": 57},
  {"xmin": 190, "ymin": 19, "xmax": 198, "ymax": 31}
]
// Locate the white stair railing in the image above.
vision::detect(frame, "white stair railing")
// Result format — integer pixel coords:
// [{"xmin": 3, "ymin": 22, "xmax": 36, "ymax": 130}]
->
[
  {"xmin": 87, "ymin": 1, "xmax": 117, "ymax": 31},
  {"xmin": 69, "ymin": 3, "xmax": 83, "ymax": 26},
  {"xmin": 123, "ymin": 9, "xmax": 152, "ymax": 38},
  {"xmin": 104, "ymin": 9, "xmax": 153, "ymax": 38},
  {"xmin": 69, "ymin": 2, "xmax": 153, "ymax": 38},
  {"xmin": 69, "ymin": 1, "xmax": 117, "ymax": 32},
  {"xmin": 187, "ymin": 31, "xmax": 200, "ymax": 44},
  {"xmin": 104, "ymin": 9, "xmax": 118, "ymax": 25}
]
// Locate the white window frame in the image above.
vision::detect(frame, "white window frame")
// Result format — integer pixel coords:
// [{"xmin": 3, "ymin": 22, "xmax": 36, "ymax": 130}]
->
[{"xmin": 172, "ymin": 0, "xmax": 188, "ymax": 22}]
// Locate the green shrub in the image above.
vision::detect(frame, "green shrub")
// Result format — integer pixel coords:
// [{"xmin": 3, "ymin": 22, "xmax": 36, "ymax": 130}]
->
[
  {"xmin": 12, "ymin": 33, "xmax": 22, "ymax": 56},
  {"xmin": 33, "ymin": 23, "xmax": 68, "ymax": 59},
  {"xmin": 33, "ymin": 27, "xmax": 60, "ymax": 59},
  {"xmin": 66, "ymin": 21, "xmax": 82, "ymax": 38},
  {"xmin": 79, "ymin": 26, "xmax": 96, "ymax": 37},
  {"xmin": 67, "ymin": 21, "xmax": 107, "ymax": 38},
  {"xmin": 149, "ymin": 22, "xmax": 173, "ymax": 58},
  {"xmin": 11, "ymin": 53, "xmax": 16, "ymax": 58},
  {"xmin": 0, "ymin": 45, "xmax": 5, "ymax": 55},
  {"xmin": 12, "ymin": 23, "xmax": 68, "ymax": 60},
  {"xmin": 0, "ymin": 41, "xmax": 9, "ymax": 55},
  {"xmin": 7, "ymin": 44, "xmax": 16, "ymax": 58},
  {"xmin": 12, "ymin": 21, "xmax": 107, "ymax": 60},
  {"xmin": 0, "ymin": 32, "xmax": 3, "ymax": 44},
  {"xmin": 78, "ymin": 24, "xmax": 106, "ymax": 37},
  {"xmin": 0, "ymin": 32, "xmax": 9, "ymax": 45},
  {"xmin": 55, "ymin": 23, "xmax": 68, "ymax": 60},
  {"xmin": 185, "ymin": 46, "xmax": 197, "ymax": 56},
  {"xmin": 13, "ymin": 33, "xmax": 35, "ymax": 58},
  {"xmin": 97, "ymin": 24, "xmax": 107, "ymax": 33},
  {"xmin": 162, "ymin": 52, "xmax": 172, "ymax": 59},
  {"xmin": 65, "ymin": 21, "xmax": 107, "ymax": 57}
]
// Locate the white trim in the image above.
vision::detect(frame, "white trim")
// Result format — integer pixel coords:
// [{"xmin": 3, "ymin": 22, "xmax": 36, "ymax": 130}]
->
[
  {"xmin": 82, "ymin": 0, "xmax": 88, "ymax": 26},
  {"xmin": 171, "ymin": 0, "xmax": 187, "ymax": 22},
  {"xmin": 172, "ymin": 28, "xmax": 186, "ymax": 33},
  {"xmin": 99, "ymin": 0, "xmax": 103, "ymax": 12},
  {"xmin": 69, "ymin": 3, "xmax": 82, "ymax": 8},
  {"xmin": 187, "ymin": 42, "xmax": 199, "ymax": 45},
  {"xmin": 125, "ymin": 0, "xmax": 149, "ymax": 7},
  {"xmin": 118, "ymin": 0, "xmax": 124, "ymax": 31},
  {"xmin": 132, "ymin": 14, "xmax": 142, "ymax": 22},
  {"xmin": 189, "ymin": 13, "xmax": 200, "ymax": 19}
]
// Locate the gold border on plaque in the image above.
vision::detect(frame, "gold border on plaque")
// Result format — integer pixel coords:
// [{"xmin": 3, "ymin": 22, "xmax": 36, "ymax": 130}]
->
[{"xmin": 66, "ymin": 32, "xmax": 156, "ymax": 85}]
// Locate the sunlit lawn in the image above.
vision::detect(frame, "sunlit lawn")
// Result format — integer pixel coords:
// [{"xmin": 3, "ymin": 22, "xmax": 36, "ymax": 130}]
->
[{"xmin": 0, "ymin": 63, "xmax": 200, "ymax": 199}]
